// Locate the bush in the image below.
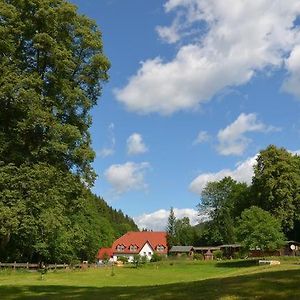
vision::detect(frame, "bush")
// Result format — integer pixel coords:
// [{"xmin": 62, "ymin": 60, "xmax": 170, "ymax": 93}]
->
[
  {"xmin": 117, "ymin": 256, "xmax": 128, "ymax": 264},
  {"xmin": 132, "ymin": 254, "xmax": 141, "ymax": 268},
  {"xmin": 150, "ymin": 252, "xmax": 163, "ymax": 262},
  {"xmin": 193, "ymin": 253, "xmax": 204, "ymax": 260},
  {"xmin": 141, "ymin": 255, "xmax": 148, "ymax": 264},
  {"xmin": 213, "ymin": 250, "xmax": 223, "ymax": 260}
]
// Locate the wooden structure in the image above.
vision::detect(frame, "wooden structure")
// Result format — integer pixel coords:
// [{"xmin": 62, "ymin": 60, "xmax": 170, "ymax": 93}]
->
[{"xmin": 169, "ymin": 246, "xmax": 194, "ymax": 257}]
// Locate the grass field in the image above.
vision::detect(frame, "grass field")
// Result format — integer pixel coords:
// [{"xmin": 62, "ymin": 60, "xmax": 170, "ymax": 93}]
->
[{"xmin": 1, "ymin": 259, "xmax": 300, "ymax": 299}]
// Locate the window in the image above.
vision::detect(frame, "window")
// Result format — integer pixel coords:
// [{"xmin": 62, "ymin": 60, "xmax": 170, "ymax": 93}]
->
[
  {"xmin": 156, "ymin": 245, "xmax": 165, "ymax": 252},
  {"xmin": 129, "ymin": 245, "xmax": 137, "ymax": 251},
  {"xmin": 117, "ymin": 245, "xmax": 125, "ymax": 251}
]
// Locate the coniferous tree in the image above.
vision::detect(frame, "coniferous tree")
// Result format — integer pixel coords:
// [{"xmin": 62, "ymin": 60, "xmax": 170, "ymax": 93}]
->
[{"xmin": 166, "ymin": 207, "xmax": 177, "ymax": 248}]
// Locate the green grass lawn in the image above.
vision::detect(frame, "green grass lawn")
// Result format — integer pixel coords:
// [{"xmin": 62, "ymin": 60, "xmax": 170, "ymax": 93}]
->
[{"xmin": 1, "ymin": 259, "xmax": 300, "ymax": 299}]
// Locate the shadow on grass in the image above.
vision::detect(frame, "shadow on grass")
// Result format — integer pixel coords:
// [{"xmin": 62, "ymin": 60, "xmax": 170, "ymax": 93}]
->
[
  {"xmin": 1, "ymin": 268, "xmax": 300, "ymax": 300},
  {"xmin": 216, "ymin": 259, "xmax": 258, "ymax": 268}
]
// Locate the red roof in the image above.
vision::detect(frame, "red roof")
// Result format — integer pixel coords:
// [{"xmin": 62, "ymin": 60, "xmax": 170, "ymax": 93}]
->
[
  {"xmin": 96, "ymin": 247, "xmax": 113, "ymax": 260},
  {"xmin": 112, "ymin": 231, "xmax": 168, "ymax": 254}
]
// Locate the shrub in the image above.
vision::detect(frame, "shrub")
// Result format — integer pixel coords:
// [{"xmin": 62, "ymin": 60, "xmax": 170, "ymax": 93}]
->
[
  {"xmin": 132, "ymin": 254, "xmax": 141, "ymax": 268},
  {"xmin": 150, "ymin": 252, "xmax": 163, "ymax": 262},
  {"xmin": 193, "ymin": 253, "xmax": 204, "ymax": 260},
  {"xmin": 213, "ymin": 250, "xmax": 223, "ymax": 260},
  {"xmin": 117, "ymin": 256, "xmax": 128, "ymax": 264},
  {"xmin": 141, "ymin": 255, "xmax": 148, "ymax": 264}
]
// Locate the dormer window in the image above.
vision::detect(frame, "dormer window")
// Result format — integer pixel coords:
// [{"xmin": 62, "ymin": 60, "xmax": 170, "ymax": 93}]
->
[
  {"xmin": 156, "ymin": 245, "xmax": 165, "ymax": 252},
  {"xmin": 129, "ymin": 244, "xmax": 138, "ymax": 252},
  {"xmin": 117, "ymin": 244, "xmax": 125, "ymax": 251}
]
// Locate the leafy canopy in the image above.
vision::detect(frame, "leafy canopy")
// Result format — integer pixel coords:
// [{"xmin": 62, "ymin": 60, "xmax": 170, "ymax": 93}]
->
[
  {"xmin": 236, "ymin": 206, "xmax": 285, "ymax": 251},
  {"xmin": 0, "ymin": 0, "xmax": 110, "ymax": 184}
]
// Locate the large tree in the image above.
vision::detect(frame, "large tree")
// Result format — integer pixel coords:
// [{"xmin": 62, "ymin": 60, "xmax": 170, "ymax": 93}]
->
[
  {"xmin": 237, "ymin": 206, "xmax": 285, "ymax": 251},
  {"xmin": 0, "ymin": 0, "xmax": 110, "ymax": 184},
  {"xmin": 198, "ymin": 177, "xmax": 249, "ymax": 244},
  {"xmin": 251, "ymin": 145, "xmax": 300, "ymax": 232},
  {"xmin": 174, "ymin": 217, "xmax": 194, "ymax": 246},
  {"xmin": 0, "ymin": 0, "xmax": 124, "ymax": 263}
]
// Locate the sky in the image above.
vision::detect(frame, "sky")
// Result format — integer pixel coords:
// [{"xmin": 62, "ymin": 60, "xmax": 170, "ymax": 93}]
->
[{"xmin": 70, "ymin": 0, "xmax": 300, "ymax": 230}]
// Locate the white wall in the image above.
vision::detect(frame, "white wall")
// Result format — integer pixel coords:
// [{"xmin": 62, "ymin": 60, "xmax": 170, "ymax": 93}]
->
[{"xmin": 139, "ymin": 242, "xmax": 153, "ymax": 260}]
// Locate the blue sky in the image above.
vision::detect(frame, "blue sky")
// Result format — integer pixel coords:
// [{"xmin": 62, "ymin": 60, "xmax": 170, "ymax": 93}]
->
[{"xmin": 71, "ymin": 0, "xmax": 300, "ymax": 230}]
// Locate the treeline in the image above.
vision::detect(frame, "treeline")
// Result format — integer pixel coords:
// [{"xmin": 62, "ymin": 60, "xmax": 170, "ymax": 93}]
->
[
  {"xmin": 0, "ymin": 0, "xmax": 137, "ymax": 263},
  {"xmin": 0, "ymin": 165, "xmax": 138, "ymax": 263},
  {"xmin": 167, "ymin": 145, "xmax": 300, "ymax": 249}
]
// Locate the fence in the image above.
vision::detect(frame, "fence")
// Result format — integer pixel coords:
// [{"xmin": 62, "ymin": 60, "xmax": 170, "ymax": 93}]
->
[{"xmin": 0, "ymin": 262, "xmax": 97, "ymax": 270}]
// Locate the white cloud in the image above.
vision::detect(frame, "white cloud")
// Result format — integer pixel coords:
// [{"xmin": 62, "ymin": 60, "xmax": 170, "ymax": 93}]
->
[
  {"xmin": 290, "ymin": 149, "xmax": 300, "ymax": 156},
  {"xmin": 98, "ymin": 123, "xmax": 116, "ymax": 158},
  {"xmin": 115, "ymin": 0, "xmax": 300, "ymax": 115},
  {"xmin": 189, "ymin": 147, "xmax": 300, "ymax": 195},
  {"xmin": 156, "ymin": 18, "xmax": 181, "ymax": 44},
  {"xmin": 104, "ymin": 162, "xmax": 150, "ymax": 195},
  {"xmin": 282, "ymin": 45, "xmax": 300, "ymax": 98},
  {"xmin": 189, "ymin": 155, "xmax": 257, "ymax": 196},
  {"xmin": 193, "ymin": 130, "xmax": 210, "ymax": 145},
  {"xmin": 127, "ymin": 133, "xmax": 148, "ymax": 155},
  {"xmin": 134, "ymin": 208, "xmax": 208, "ymax": 231},
  {"xmin": 217, "ymin": 113, "xmax": 277, "ymax": 156},
  {"xmin": 99, "ymin": 148, "xmax": 114, "ymax": 158}
]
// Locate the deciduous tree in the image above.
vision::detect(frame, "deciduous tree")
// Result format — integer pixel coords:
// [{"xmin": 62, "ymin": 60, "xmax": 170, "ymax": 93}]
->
[{"xmin": 236, "ymin": 206, "xmax": 285, "ymax": 251}]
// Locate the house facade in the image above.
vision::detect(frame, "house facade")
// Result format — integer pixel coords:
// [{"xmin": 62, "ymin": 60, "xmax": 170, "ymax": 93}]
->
[{"xmin": 97, "ymin": 231, "xmax": 168, "ymax": 263}]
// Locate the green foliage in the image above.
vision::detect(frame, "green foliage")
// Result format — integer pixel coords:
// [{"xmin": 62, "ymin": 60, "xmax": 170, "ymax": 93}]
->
[
  {"xmin": 132, "ymin": 254, "xmax": 141, "ymax": 268},
  {"xmin": 0, "ymin": 163, "xmax": 138, "ymax": 263},
  {"xmin": 141, "ymin": 255, "xmax": 148, "ymax": 264},
  {"xmin": 0, "ymin": 0, "xmax": 138, "ymax": 264},
  {"xmin": 236, "ymin": 206, "xmax": 285, "ymax": 251},
  {"xmin": 0, "ymin": 0, "xmax": 110, "ymax": 184},
  {"xmin": 174, "ymin": 217, "xmax": 194, "ymax": 246},
  {"xmin": 251, "ymin": 145, "xmax": 300, "ymax": 232},
  {"xmin": 117, "ymin": 256, "xmax": 128, "ymax": 264},
  {"xmin": 198, "ymin": 177, "xmax": 249, "ymax": 245},
  {"xmin": 193, "ymin": 253, "xmax": 204, "ymax": 260},
  {"xmin": 195, "ymin": 145, "xmax": 300, "ymax": 246},
  {"xmin": 150, "ymin": 252, "xmax": 163, "ymax": 262},
  {"xmin": 213, "ymin": 250, "xmax": 223, "ymax": 260},
  {"xmin": 166, "ymin": 207, "xmax": 176, "ymax": 248},
  {"xmin": 166, "ymin": 208, "xmax": 195, "ymax": 247}
]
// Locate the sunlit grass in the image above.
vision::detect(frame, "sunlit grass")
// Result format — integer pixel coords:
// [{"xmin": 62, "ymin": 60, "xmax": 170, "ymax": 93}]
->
[{"xmin": 1, "ymin": 259, "xmax": 300, "ymax": 299}]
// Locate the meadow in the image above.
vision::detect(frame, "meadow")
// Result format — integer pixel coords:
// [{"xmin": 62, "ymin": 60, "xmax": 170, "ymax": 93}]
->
[{"xmin": 1, "ymin": 259, "xmax": 300, "ymax": 299}]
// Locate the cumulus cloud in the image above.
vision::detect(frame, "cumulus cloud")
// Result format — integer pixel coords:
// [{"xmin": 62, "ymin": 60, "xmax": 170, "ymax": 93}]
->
[
  {"xmin": 282, "ymin": 45, "xmax": 300, "ymax": 98},
  {"xmin": 134, "ymin": 208, "xmax": 209, "ymax": 231},
  {"xmin": 98, "ymin": 123, "xmax": 116, "ymax": 158},
  {"xmin": 115, "ymin": 0, "xmax": 300, "ymax": 115},
  {"xmin": 189, "ymin": 155, "xmax": 257, "ymax": 195},
  {"xmin": 104, "ymin": 162, "xmax": 150, "ymax": 195},
  {"xmin": 156, "ymin": 18, "xmax": 181, "ymax": 44},
  {"xmin": 217, "ymin": 113, "xmax": 279, "ymax": 156},
  {"xmin": 127, "ymin": 133, "xmax": 148, "ymax": 155},
  {"xmin": 193, "ymin": 130, "xmax": 210, "ymax": 145},
  {"xmin": 189, "ymin": 147, "xmax": 300, "ymax": 195}
]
